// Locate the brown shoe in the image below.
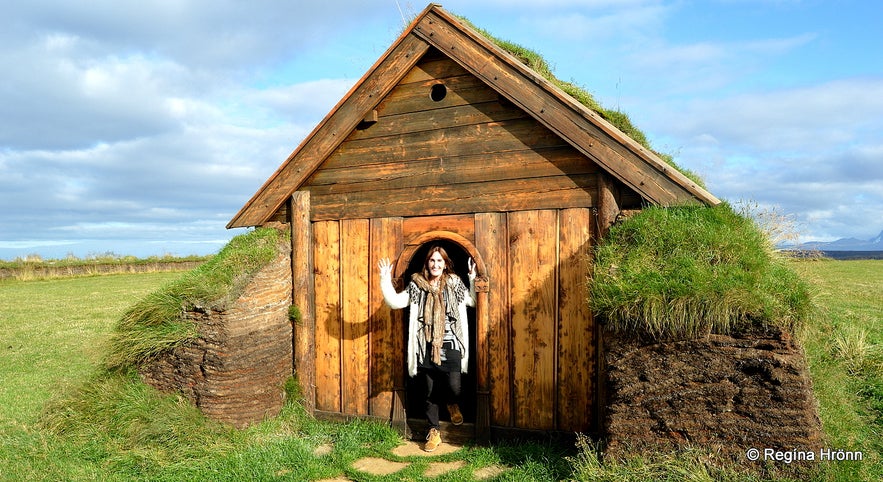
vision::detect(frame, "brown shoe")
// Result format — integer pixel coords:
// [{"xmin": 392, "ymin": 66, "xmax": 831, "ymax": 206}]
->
[
  {"xmin": 447, "ymin": 404, "xmax": 463, "ymax": 425},
  {"xmin": 424, "ymin": 427, "xmax": 441, "ymax": 452}
]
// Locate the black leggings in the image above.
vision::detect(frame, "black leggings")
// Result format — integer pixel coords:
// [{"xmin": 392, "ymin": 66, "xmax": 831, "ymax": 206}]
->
[{"xmin": 419, "ymin": 367, "xmax": 462, "ymax": 428}]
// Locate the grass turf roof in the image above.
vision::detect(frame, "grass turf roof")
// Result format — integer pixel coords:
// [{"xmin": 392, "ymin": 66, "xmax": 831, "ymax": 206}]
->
[
  {"xmin": 591, "ymin": 203, "xmax": 814, "ymax": 340},
  {"xmin": 456, "ymin": 15, "xmax": 706, "ymax": 188},
  {"xmin": 104, "ymin": 227, "xmax": 284, "ymax": 370}
]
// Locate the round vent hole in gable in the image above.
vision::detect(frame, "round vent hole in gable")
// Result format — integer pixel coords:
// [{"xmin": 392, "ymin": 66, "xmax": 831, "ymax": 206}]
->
[{"xmin": 430, "ymin": 83, "xmax": 447, "ymax": 102}]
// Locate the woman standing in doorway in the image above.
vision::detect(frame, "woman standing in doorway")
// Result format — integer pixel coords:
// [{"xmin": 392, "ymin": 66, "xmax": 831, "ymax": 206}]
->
[{"xmin": 378, "ymin": 246, "xmax": 475, "ymax": 452}]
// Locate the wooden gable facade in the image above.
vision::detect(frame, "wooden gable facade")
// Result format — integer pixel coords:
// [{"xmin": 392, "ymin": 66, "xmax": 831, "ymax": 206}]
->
[{"xmin": 229, "ymin": 4, "xmax": 718, "ymax": 438}]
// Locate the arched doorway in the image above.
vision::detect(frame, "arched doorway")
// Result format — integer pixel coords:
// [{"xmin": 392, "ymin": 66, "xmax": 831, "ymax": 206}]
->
[{"xmin": 393, "ymin": 231, "xmax": 488, "ymax": 440}]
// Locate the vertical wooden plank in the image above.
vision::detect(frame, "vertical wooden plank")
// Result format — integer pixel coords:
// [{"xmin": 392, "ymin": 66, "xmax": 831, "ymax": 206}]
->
[
  {"xmin": 313, "ymin": 220, "xmax": 341, "ymax": 412},
  {"xmin": 557, "ymin": 208, "xmax": 594, "ymax": 432},
  {"xmin": 509, "ymin": 210, "xmax": 558, "ymax": 430},
  {"xmin": 369, "ymin": 217, "xmax": 403, "ymax": 419},
  {"xmin": 475, "ymin": 212, "xmax": 511, "ymax": 428},
  {"xmin": 341, "ymin": 219, "xmax": 370, "ymax": 415},
  {"xmin": 291, "ymin": 192, "xmax": 316, "ymax": 414}
]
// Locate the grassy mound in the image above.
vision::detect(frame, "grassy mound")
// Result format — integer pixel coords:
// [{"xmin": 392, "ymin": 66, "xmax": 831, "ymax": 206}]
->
[
  {"xmin": 104, "ymin": 228, "xmax": 284, "ymax": 370},
  {"xmin": 591, "ymin": 203, "xmax": 813, "ymax": 340}
]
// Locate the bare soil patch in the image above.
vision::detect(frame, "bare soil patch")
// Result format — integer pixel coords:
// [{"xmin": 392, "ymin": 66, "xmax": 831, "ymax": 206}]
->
[
  {"xmin": 603, "ymin": 326, "xmax": 824, "ymax": 464},
  {"xmin": 351, "ymin": 457, "xmax": 408, "ymax": 476},
  {"xmin": 425, "ymin": 460, "xmax": 466, "ymax": 477}
]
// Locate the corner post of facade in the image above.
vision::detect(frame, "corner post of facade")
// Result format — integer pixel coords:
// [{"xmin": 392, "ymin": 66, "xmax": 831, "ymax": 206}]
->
[{"xmin": 290, "ymin": 190, "xmax": 316, "ymax": 414}]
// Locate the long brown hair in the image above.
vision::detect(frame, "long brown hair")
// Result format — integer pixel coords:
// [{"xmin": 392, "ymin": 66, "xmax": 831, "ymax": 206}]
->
[{"xmin": 422, "ymin": 245, "xmax": 453, "ymax": 279}]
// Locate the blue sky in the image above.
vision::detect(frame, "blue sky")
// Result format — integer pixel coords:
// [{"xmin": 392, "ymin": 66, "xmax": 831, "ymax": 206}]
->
[{"xmin": 1, "ymin": 0, "xmax": 881, "ymax": 260}]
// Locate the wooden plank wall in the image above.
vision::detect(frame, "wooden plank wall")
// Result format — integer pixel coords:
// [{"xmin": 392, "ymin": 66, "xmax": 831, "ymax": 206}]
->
[
  {"xmin": 480, "ymin": 208, "xmax": 594, "ymax": 432},
  {"xmin": 301, "ymin": 46, "xmax": 603, "ymax": 426},
  {"xmin": 311, "ymin": 209, "xmax": 594, "ymax": 432},
  {"xmin": 313, "ymin": 216, "xmax": 405, "ymax": 418},
  {"xmin": 302, "ymin": 51, "xmax": 598, "ymax": 222}
]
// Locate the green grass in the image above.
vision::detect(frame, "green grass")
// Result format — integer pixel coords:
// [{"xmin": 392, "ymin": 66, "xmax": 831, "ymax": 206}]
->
[
  {"xmin": 591, "ymin": 203, "xmax": 813, "ymax": 340},
  {"xmin": 0, "ymin": 272, "xmax": 184, "ymax": 425},
  {"xmin": 0, "ymin": 272, "xmax": 185, "ymax": 480},
  {"xmin": 791, "ymin": 260, "xmax": 883, "ymax": 482},
  {"xmin": 1, "ymin": 260, "xmax": 881, "ymax": 480},
  {"xmin": 569, "ymin": 435, "xmax": 770, "ymax": 481}
]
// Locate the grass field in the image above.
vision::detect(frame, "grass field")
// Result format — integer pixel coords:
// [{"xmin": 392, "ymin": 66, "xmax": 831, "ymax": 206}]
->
[
  {"xmin": 791, "ymin": 260, "xmax": 883, "ymax": 481},
  {"xmin": 1, "ymin": 261, "xmax": 880, "ymax": 480}
]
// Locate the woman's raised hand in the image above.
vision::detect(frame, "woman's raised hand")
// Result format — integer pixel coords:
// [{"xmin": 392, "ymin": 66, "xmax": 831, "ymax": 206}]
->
[
  {"xmin": 378, "ymin": 257, "xmax": 393, "ymax": 278},
  {"xmin": 467, "ymin": 257, "xmax": 476, "ymax": 277}
]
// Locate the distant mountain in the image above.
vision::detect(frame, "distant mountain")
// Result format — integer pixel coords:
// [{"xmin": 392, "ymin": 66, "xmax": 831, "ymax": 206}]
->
[{"xmin": 785, "ymin": 230, "xmax": 883, "ymax": 251}]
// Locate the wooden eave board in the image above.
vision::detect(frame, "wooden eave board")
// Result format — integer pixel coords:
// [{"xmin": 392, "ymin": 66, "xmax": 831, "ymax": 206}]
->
[{"xmin": 227, "ymin": 4, "xmax": 718, "ymax": 228}]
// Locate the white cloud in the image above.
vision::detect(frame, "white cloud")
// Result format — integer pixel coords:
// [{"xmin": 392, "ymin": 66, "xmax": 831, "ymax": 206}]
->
[
  {"xmin": 235, "ymin": 79, "xmax": 356, "ymax": 127},
  {"xmin": 3, "ymin": 1, "xmax": 381, "ymax": 68},
  {"xmin": 622, "ymin": 33, "xmax": 818, "ymax": 96},
  {"xmin": 656, "ymin": 78, "xmax": 883, "ymax": 152},
  {"xmin": 630, "ymin": 33, "xmax": 816, "ymax": 72},
  {"xmin": 699, "ymin": 152, "xmax": 883, "ymax": 241},
  {"xmin": 0, "ymin": 46, "xmax": 189, "ymax": 149},
  {"xmin": 531, "ymin": 3, "xmax": 669, "ymax": 42}
]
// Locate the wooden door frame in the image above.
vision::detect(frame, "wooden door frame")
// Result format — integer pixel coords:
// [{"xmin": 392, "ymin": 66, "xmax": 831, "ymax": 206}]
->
[
  {"xmin": 392, "ymin": 230, "xmax": 491, "ymax": 442},
  {"xmin": 393, "ymin": 230, "xmax": 487, "ymax": 279}
]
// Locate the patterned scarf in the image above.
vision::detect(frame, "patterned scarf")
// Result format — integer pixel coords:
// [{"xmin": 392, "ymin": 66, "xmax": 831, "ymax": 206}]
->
[{"xmin": 410, "ymin": 272, "xmax": 448, "ymax": 365}]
